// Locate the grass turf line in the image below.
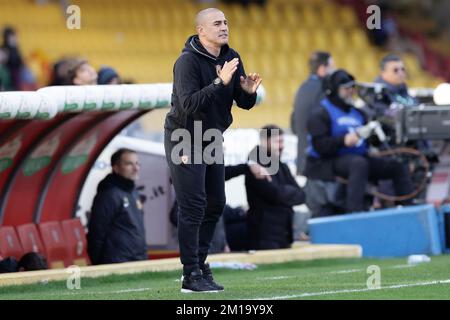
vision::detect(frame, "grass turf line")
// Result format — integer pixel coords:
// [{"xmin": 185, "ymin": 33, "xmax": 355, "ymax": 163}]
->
[{"xmin": 0, "ymin": 255, "xmax": 449, "ymax": 300}]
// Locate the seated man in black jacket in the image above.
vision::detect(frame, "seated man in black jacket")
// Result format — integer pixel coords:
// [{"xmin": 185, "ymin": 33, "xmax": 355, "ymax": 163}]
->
[
  {"xmin": 245, "ymin": 124, "xmax": 306, "ymax": 250},
  {"xmin": 87, "ymin": 148, "xmax": 147, "ymax": 265},
  {"xmin": 304, "ymin": 69, "xmax": 414, "ymax": 213}
]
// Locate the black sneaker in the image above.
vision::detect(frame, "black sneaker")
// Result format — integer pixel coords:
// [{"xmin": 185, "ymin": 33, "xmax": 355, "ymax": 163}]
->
[
  {"xmin": 181, "ymin": 269, "xmax": 219, "ymax": 293},
  {"xmin": 201, "ymin": 263, "xmax": 224, "ymax": 291}
]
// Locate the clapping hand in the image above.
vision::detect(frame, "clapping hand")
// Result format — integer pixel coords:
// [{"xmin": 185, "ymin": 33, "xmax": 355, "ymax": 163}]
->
[{"xmin": 240, "ymin": 73, "xmax": 262, "ymax": 94}]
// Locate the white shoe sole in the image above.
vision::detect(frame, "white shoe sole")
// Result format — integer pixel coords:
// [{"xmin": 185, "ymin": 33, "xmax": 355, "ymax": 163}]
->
[{"xmin": 180, "ymin": 288, "xmax": 221, "ymax": 293}]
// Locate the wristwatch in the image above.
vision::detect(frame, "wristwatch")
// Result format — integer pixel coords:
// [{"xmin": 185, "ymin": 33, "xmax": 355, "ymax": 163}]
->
[{"xmin": 213, "ymin": 77, "xmax": 224, "ymax": 87}]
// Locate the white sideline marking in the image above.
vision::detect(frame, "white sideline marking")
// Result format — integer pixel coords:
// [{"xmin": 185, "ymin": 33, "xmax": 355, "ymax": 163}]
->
[
  {"xmin": 252, "ymin": 279, "xmax": 450, "ymax": 300},
  {"xmin": 391, "ymin": 264, "xmax": 416, "ymax": 269},
  {"xmin": 328, "ymin": 268, "xmax": 363, "ymax": 274},
  {"xmin": 113, "ymin": 287, "xmax": 152, "ymax": 293},
  {"xmin": 256, "ymin": 265, "xmax": 414, "ymax": 280},
  {"xmin": 47, "ymin": 287, "xmax": 153, "ymax": 296},
  {"xmin": 257, "ymin": 276, "xmax": 292, "ymax": 280}
]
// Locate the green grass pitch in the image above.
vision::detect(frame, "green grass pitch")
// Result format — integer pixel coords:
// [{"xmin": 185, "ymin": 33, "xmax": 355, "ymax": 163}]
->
[{"xmin": 1, "ymin": 255, "xmax": 449, "ymax": 300}]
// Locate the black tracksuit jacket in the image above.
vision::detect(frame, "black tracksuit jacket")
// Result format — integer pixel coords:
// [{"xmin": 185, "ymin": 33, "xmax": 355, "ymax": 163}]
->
[{"xmin": 164, "ymin": 35, "xmax": 257, "ymax": 135}]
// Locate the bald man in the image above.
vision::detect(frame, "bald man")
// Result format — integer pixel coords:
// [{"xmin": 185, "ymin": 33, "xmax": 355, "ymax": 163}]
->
[{"xmin": 164, "ymin": 8, "xmax": 262, "ymax": 293}]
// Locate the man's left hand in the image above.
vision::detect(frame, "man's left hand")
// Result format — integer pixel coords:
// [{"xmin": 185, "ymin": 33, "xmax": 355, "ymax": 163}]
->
[{"xmin": 240, "ymin": 73, "xmax": 262, "ymax": 94}]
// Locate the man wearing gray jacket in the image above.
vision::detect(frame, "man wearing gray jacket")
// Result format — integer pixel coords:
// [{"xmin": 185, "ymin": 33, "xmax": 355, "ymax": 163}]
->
[{"xmin": 291, "ymin": 51, "xmax": 335, "ymax": 175}]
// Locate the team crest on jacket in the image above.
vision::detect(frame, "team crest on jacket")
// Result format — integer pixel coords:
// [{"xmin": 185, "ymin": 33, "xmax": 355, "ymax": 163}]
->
[{"xmin": 123, "ymin": 197, "xmax": 130, "ymax": 208}]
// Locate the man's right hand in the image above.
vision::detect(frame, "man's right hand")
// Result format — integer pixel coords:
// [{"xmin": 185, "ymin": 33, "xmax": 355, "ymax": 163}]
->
[
  {"xmin": 344, "ymin": 132, "xmax": 360, "ymax": 147},
  {"xmin": 217, "ymin": 58, "xmax": 239, "ymax": 85}
]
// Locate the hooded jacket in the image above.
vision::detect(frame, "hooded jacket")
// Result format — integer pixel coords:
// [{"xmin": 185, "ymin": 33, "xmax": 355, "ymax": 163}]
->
[
  {"xmin": 87, "ymin": 173, "xmax": 147, "ymax": 265},
  {"xmin": 165, "ymin": 35, "xmax": 257, "ymax": 135}
]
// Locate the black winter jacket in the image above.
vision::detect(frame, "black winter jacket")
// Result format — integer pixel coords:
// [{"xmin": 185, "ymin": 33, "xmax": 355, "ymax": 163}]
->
[
  {"xmin": 165, "ymin": 35, "xmax": 257, "ymax": 135},
  {"xmin": 87, "ymin": 173, "xmax": 147, "ymax": 265},
  {"xmin": 245, "ymin": 147, "xmax": 305, "ymax": 249}
]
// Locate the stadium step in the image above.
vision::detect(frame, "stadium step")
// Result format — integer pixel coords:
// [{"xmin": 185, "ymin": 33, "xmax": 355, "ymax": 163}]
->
[{"xmin": 0, "ymin": 244, "xmax": 362, "ymax": 287}]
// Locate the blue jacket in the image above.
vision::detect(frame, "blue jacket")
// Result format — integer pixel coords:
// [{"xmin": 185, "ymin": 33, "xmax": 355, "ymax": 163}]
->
[
  {"xmin": 87, "ymin": 173, "xmax": 147, "ymax": 265},
  {"xmin": 307, "ymin": 98, "xmax": 367, "ymax": 159},
  {"xmin": 304, "ymin": 97, "xmax": 368, "ymax": 181}
]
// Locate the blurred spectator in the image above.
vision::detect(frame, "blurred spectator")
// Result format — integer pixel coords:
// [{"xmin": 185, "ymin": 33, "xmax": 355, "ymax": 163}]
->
[
  {"xmin": 28, "ymin": 49, "xmax": 52, "ymax": 87},
  {"xmin": 292, "ymin": 210, "xmax": 311, "ymax": 241},
  {"xmin": 372, "ymin": 53, "xmax": 418, "ymax": 116},
  {"xmin": 367, "ymin": 2, "xmax": 397, "ymax": 48},
  {"xmin": 1, "ymin": 26, "xmax": 24, "ymax": 90},
  {"xmin": 19, "ymin": 66, "xmax": 38, "ymax": 91},
  {"xmin": 98, "ymin": 66, "xmax": 121, "ymax": 85},
  {"xmin": 291, "ymin": 51, "xmax": 335, "ymax": 175},
  {"xmin": 0, "ymin": 256, "xmax": 18, "ymax": 273},
  {"xmin": 0, "ymin": 252, "xmax": 48, "ymax": 273},
  {"xmin": 87, "ymin": 148, "xmax": 147, "ymax": 265},
  {"xmin": 17, "ymin": 252, "xmax": 48, "ymax": 271},
  {"xmin": 246, "ymin": 125, "xmax": 306, "ymax": 250},
  {"xmin": 222, "ymin": 204, "xmax": 248, "ymax": 251},
  {"xmin": 208, "ymin": 216, "xmax": 228, "ymax": 254},
  {"xmin": 0, "ymin": 48, "xmax": 13, "ymax": 91},
  {"xmin": 366, "ymin": 1, "xmax": 425, "ymax": 65},
  {"xmin": 304, "ymin": 69, "xmax": 414, "ymax": 213},
  {"xmin": 66, "ymin": 58, "xmax": 97, "ymax": 85},
  {"xmin": 49, "ymin": 58, "xmax": 72, "ymax": 86}
]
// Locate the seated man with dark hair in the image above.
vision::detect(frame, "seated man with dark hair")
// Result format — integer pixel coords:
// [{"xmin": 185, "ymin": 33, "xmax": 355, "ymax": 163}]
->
[
  {"xmin": 245, "ymin": 125, "xmax": 306, "ymax": 250},
  {"xmin": 17, "ymin": 252, "xmax": 48, "ymax": 271},
  {"xmin": 304, "ymin": 69, "xmax": 414, "ymax": 214},
  {"xmin": 87, "ymin": 148, "xmax": 147, "ymax": 265}
]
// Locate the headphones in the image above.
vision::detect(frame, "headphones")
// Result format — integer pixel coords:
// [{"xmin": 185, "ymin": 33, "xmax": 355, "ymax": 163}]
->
[{"xmin": 323, "ymin": 69, "xmax": 355, "ymax": 96}]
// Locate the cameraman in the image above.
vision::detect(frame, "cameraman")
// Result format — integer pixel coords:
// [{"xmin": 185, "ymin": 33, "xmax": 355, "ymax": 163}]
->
[
  {"xmin": 304, "ymin": 69, "xmax": 414, "ymax": 213},
  {"xmin": 372, "ymin": 54, "xmax": 418, "ymax": 116}
]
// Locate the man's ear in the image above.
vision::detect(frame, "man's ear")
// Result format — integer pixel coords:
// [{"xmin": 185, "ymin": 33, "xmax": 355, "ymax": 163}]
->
[{"xmin": 196, "ymin": 25, "xmax": 203, "ymax": 36}]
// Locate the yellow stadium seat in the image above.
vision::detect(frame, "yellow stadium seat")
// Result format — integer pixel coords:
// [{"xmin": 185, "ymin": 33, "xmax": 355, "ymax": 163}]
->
[
  {"xmin": 310, "ymin": 29, "xmax": 331, "ymax": 51},
  {"xmin": 330, "ymin": 29, "xmax": 349, "ymax": 52},
  {"xmin": 292, "ymin": 29, "xmax": 313, "ymax": 52},
  {"xmin": 350, "ymin": 29, "xmax": 371, "ymax": 50},
  {"xmin": 339, "ymin": 6, "xmax": 359, "ymax": 28}
]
